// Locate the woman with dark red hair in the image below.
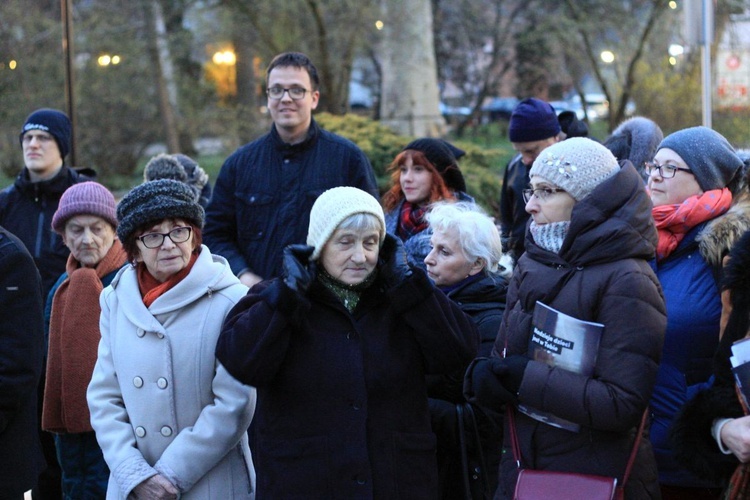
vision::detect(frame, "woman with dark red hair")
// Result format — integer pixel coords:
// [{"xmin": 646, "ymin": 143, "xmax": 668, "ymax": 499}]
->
[{"xmin": 383, "ymin": 138, "xmax": 469, "ymax": 270}]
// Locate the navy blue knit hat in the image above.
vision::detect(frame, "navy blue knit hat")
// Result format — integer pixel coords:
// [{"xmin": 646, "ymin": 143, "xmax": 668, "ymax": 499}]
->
[
  {"xmin": 116, "ymin": 179, "xmax": 204, "ymax": 244},
  {"xmin": 403, "ymin": 138, "xmax": 467, "ymax": 193},
  {"xmin": 658, "ymin": 126, "xmax": 743, "ymax": 191},
  {"xmin": 19, "ymin": 108, "xmax": 72, "ymax": 160},
  {"xmin": 508, "ymin": 98, "xmax": 561, "ymax": 143}
]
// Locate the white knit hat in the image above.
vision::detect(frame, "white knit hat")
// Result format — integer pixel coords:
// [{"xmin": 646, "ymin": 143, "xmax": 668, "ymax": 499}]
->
[
  {"xmin": 307, "ymin": 187, "xmax": 386, "ymax": 260},
  {"xmin": 529, "ymin": 137, "xmax": 620, "ymax": 201}
]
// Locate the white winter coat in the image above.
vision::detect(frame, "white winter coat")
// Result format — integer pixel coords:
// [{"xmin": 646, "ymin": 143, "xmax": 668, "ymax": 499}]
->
[{"xmin": 87, "ymin": 246, "xmax": 256, "ymax": 499}]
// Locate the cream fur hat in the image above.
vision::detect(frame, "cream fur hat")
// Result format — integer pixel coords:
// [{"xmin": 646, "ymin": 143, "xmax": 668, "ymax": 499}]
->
[
  {"xmin": 530, "ymin": 137, "xmax": 620, "ymax": 201},
  {"xmin": 307, "ymin": 187, "xmax": 386, "ymax": 260}
]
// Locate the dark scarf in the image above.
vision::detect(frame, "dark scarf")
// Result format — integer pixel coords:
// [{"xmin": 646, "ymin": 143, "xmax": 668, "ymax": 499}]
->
[
  {"xmin": 318, "ymin": 267, "xmax": 377, "ymax": 312},
  {"xmin": 397, "ymin": 201, "xmax": 428, "ymax": 240},
  {"xmin": 439, "ymin": 271, "xmax": 484, "ymax": 294}
]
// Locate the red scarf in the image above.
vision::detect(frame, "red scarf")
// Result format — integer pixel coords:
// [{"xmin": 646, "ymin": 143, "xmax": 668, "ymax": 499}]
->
[
  {"xmin": 652, "ymin": 188, "xmax": 732, "ymax": 262},
  {"xmin": 397, "ymin": 201, "xmax": 428, "ymax": 240},
  {"xmin": 43, "ymin": 239, "xmax": 127, "ymax": 433},
  {"xmin": 137, "ymin": 251, "xmax": 199, "ymax": 307}
]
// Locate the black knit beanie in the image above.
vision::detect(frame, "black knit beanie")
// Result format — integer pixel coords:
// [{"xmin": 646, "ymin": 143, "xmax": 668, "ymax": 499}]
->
[
  {"xmin": 116, "ymin": 179, "xmax": 204, "ymax": 244},
  {"xmin": 19, "ymin": 108, "xmax": 72, "ymax": 160},
  {"xmin": 403, "ymin": 138, "xmax": 467, "ymax": 193}
]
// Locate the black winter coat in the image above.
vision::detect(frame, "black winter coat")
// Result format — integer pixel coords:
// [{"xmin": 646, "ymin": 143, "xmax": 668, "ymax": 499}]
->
[
  {"xmin": 0, "ymin": 226, "xmax": 46, "ymax": 496},
  {"xmin": 671, "ymin": 228, "xmax": 750, "ymax": 486},
  {"xmin": 0, "ymin": 166, "xmax": 91, "ymax": 297},
  {"xmin": 204, "ymin": 120, "xmax": 379, "ymax": 280},
  {"xmin": 493, "ymin": 164, "xmax": 667, "ymax": 499},
  {"xmin": 499, "ymin": 155, "xmax": 530, "ymax": 262},
  {"xmin": 216, "ymin": 268, "xmax": 479, "ymax": 499}
]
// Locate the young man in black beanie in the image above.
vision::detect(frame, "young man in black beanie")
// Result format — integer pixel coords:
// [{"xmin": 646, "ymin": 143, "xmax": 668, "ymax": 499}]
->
[
  {"xmin": 0, "ymin": 108, "xmax": 91, "ymax": 499},
  {"xmin": 499, "ymin": 98, "xmax": 563, "ymax": 265}
]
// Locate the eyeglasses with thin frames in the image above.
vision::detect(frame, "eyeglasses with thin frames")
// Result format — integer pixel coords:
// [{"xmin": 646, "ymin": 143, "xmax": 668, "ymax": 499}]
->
[
  {"xmin": 644, "ymin": 161, "xmax": 693, "ymax": 179},
  {"xmin": 522, "ymin": 187, "xmax": 567, "ymax": 203},
  {"xmin": 266, "ymin": 87, "xmax": 310, "ymax": 100},
  {"xmin": 137, "ymin": 226, "xmax": 192, "ymax": 249}
]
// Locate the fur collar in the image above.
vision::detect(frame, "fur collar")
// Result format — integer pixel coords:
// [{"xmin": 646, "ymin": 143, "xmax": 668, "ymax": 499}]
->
[{"xmin": 697, "ymin": 190, "xmax": 750, "ymax": 268}]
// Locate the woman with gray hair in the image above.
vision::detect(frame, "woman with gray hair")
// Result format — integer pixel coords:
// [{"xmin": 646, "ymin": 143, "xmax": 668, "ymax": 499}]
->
[{"xmin": 424, "ymin": 201, "xmax": 507, "ymax": 499}]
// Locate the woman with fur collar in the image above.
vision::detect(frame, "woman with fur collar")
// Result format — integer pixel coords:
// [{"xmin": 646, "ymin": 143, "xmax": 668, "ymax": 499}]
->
[
  {"xmin": 646, "ymin": 127, "xmax": 750, "ymax": 499},
  {"xmin": 672, "ymin": 226, "xmax": 750, "ymax": 495}
]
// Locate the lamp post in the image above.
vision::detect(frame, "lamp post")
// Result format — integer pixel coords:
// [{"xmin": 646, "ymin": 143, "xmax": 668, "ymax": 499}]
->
[{"xmin": 61, "ymin": 0, "xmax": 76, "ymax": 166}]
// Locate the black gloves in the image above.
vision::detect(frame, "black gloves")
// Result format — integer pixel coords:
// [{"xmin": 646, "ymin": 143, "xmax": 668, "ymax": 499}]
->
[
  {"xmin": 282, "ymin": 244, "xmax": 316, "ymax": 293},
  {"xmin": 464, "ymin": 355, "xmax": 529, "ymax": 409},
  {"xmin": 378, "ymin": 234, "xmax": 412, "ymax": 288}
]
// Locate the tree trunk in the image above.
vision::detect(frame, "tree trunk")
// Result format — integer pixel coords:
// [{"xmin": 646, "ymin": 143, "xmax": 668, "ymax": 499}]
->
[
  {"xmin": 147, "ymin": 0, "xmax": 180, "ymax": 153},
  {"xmin": 379, "ymin": 0, "xmax": 445, "ymax": 137}
]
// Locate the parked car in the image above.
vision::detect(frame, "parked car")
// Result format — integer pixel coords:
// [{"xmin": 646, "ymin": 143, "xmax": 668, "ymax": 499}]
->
[{"xmin": 481, "ymin": 96, "xmax": 520, "ymax": 122}]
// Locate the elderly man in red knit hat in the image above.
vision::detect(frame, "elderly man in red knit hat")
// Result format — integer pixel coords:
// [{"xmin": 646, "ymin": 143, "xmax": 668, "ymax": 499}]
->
[{"xmin": 42, "ymin": 181, "xmax": 127, "ymax": 498}]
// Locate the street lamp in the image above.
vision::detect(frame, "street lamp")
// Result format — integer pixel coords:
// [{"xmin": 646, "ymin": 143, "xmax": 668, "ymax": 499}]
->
[{"xmin": 600, "ymin": 51, "xmax": 615, "ymax": 64}]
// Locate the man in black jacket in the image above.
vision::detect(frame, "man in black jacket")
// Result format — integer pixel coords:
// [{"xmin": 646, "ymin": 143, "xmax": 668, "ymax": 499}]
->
[
  {"xmin": 0, "ymin": 108, "xmax": 90, "ymax": 499},
  {"xmin": 204, "ymin": 52, "xmax": 378, "ymax": 288},
  {"xmin": 0, "ymin": 225, "xmax": 46, "ymax": 499},
  {"xmin": 499, "ymin": 98, "xmax": 562, "ymax": 264}
]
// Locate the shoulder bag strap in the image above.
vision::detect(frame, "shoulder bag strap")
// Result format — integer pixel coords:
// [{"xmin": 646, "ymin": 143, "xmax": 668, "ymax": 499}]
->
[{"xmin": 457, "ymin": 404, "xmax": 473, "ymax": 500}]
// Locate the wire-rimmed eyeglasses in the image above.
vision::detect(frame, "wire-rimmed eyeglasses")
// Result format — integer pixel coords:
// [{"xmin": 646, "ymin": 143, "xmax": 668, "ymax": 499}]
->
[{"xmin": 522, "ymin": 187, "xmax": 567, "ymax": 203}]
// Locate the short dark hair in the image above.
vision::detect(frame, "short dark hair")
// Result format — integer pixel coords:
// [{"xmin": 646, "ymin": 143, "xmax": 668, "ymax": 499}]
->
[{"xmin": 266, "ymin": 52, "xmax": 320, "ymax": 91}]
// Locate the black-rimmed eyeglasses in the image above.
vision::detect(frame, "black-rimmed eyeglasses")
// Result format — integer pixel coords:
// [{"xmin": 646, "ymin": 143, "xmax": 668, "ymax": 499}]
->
[
  {"xmin": 644, "ymin": 161, "xmax": 693, "ymax": 179},
  {"xmin": 137, "ymin": 226, "xmax": 192, "ymax": 249},
  {"xmin": 522, "ymin": 187, "xmax": 567, "ymax": 203},
  {"xmin": 266, "ymin": 87, "xmax": 310, "ymax": 100}
]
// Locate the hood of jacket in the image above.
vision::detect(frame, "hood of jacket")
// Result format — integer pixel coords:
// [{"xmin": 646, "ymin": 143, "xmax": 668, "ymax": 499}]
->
[
  {"xmin": 446, "ymin": 271, "xmax": 507, "ymax": 315},
  {"xmin": 524, "ymin": 162, "xmax": 657, "ymax": 269},
  {"xmin": 110, "ymin": 245, "xmax": 243, "ymax": 322}
]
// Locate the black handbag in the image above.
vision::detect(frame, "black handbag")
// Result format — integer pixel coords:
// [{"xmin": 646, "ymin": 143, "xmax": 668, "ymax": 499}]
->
[{"xmin": 456, "ymin": 402, "xmax": 493, "ymax": 500}]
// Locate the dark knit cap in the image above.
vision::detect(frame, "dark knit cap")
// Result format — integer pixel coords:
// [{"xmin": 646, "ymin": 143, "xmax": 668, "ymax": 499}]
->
[
  {"xmin": 19, "ymin": 108, "xmax": 72, "ymax": 160},
  {"xmin": 143, "ymin": 154, "xmax": 188, "ymax": 183},
  {"xmin": 52, "ymin": 182, "xmax": 118, "ymax": 233},
  {"xmin": 403, "ymin": 138, "xmax": 467, "ymax": 193},
  {"xmin": 658, "ymin": 126, "xmax": 743, "ymax": 191},
  {"xmin": 116, "ymin": 179, "xmax": 204, "ymax": 244},
  {"xmin": 441, "ymin": 140, "xmax": 466, "ymax": 160},
  {"xmin": 508, "ymin": 98, "xmax": 561, "ymax": 143}
]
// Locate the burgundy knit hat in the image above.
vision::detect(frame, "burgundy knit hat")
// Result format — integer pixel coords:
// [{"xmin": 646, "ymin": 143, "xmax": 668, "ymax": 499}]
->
[{"xmin": 52, "ymin": 182, "xmax": 118, "ymax": 233}]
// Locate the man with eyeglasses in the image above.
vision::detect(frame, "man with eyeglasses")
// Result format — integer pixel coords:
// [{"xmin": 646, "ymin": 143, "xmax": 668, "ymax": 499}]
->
[
  {"xmin": 205, "ymin": 52, "xmax": 378, "ymax": 288},
  {"xmin": 0, "ymin": 108, "xmax": 92, "ymax": 499},
  {"xmin": 499, "ymin": 98, "xmax": 564, "ymax": 266}
]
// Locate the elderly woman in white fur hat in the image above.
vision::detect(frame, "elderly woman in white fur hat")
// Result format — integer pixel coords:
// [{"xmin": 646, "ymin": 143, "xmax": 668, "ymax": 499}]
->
[
  {"xmin": 216, "ymin": 186, "xmax": 478, "ymax": 499},
  {"xmin": 464, "ymin": 137, "xmax": 667, "ymax": 498}
]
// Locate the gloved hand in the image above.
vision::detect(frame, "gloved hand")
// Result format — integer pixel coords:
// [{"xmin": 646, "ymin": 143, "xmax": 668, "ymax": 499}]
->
[
  {"xmin": 497, "ymin": 355, "xmax": 529, "ymax": 395},
  {"xmin": 282, "ymin": 244, "xmax": 316, "ymax": 293},
  {"xmin": 378, "ymin": 233, "xmax": 412, "ymax": 288},
  {"xmin": 464, "ymin": 357, "xmax": 519, "ymax": 409}
]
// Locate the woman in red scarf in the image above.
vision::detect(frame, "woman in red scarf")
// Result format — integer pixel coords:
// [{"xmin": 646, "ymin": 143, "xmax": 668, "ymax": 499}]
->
[
  {"xmin": 43, "ymin": 182, "xmax": 127, "ymax": 499},
  {"xmin": 86, "ymin": 180, "xmax": 256, "ymax": 499},
  {"xmin": 647, "ymin": 126, "xmax": 749, "ymax": 500},
  {"xmin": 382, "ymin": 138, "xmax": 469, "ymax": 271}
]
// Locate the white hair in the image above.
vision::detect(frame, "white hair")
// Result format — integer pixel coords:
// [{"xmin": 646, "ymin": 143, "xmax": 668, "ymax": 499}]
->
[{"xmin": 425, "ymin": 201, "xmax": 503, "ymax": 273}]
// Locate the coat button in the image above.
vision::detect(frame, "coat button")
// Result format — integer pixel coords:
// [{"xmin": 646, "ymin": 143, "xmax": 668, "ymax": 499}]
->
[
  {"xmin": 133, "ymin": 376, "xmax": 143, "ymax": 388},
  {"xmin": 157, "ymin": 332, "xmax": 164, "ymax": 339},
  {"xmin": 161, "ymin": 426, "xmax": 173, "ymax": 437},
  {"xmin": 135, "ymin": 426, "xmax": 146, "ymax": 437},
  {"xmin": 356, "ymin": 477, "xmax": 367, "ymax": 485},
  {"xmin": 136, "ymin": 328, "xmax": 145, "ymax": 337},
  {"xmin": 351, "ymin": 402, "xmax": 361, "ymax": 410},
  {"xmin": 157, "ymin": 378, "xmax": 168, "ymax": 389}
]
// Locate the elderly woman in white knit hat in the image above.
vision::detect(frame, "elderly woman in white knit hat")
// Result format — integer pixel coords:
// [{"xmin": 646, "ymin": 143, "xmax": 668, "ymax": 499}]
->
[
  {"xmin": 216, "ymin": 186, "xmax": 478, "ymax": 499},
  {"xmin": 464, "ymin": 137, "xmax": 667, "ymax": 498}
]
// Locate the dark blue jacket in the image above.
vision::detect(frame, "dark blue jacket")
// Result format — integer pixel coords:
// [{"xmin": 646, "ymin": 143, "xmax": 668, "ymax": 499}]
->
[
  {"xmin": 204, "ymin": 119, "xmax": 378, "ymax": 280},
  {"xmin": 0, "ymin": 226, "xmax": 46, "ymax": 496},
  {"xmin": 0, "ymin": 166, "xmax": 91, "ymax": 298},
  {"xmin": 649, "ymin": 224, "xmax": 724, "ymax": 488}
]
